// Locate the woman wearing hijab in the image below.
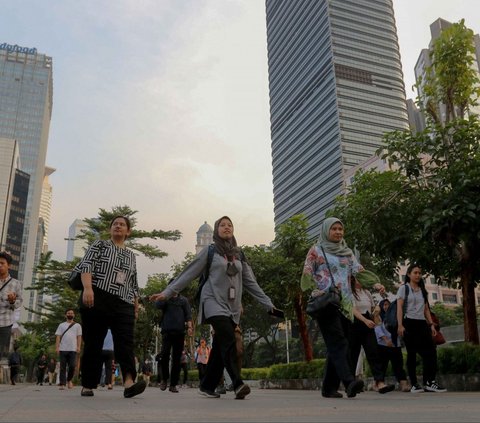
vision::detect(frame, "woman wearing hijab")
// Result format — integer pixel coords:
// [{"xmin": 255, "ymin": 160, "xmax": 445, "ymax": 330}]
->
[
  {"xmin": 301, "ymin": 217, "xmax": 365, "ymax": 399},
  {"xmin": 150, "ymin": 216, "xmax": 279, "ymax": 400}
]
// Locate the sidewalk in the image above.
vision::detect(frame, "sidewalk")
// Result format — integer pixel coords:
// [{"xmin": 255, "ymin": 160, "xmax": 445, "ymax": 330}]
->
[{"xmin": 1, "ymin": 383, "xmax": 480, "ymax": 422}]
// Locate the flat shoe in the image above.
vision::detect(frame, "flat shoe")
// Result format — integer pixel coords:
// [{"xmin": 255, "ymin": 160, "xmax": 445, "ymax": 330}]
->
[
  {"xmin": 322, "ymin": 391, "xmax": 343, "ymax": 398},
  {"xmin": 346, "ymin": 380, "xmax": 364, "ymax": 398},
  {"xmin": 81, "ymin": 388, "xmax": 94, "ymax": 397},
  {"xmin": 234, "ymin": 383, "xmax": 251, "ymax": 400},
  {"xmin": 379, "ymin": 384, "xmax": 396, "ymax": 394},
  {"xmin": 124, "ymin": 380, "xmax": 147, "ymax": 398}
]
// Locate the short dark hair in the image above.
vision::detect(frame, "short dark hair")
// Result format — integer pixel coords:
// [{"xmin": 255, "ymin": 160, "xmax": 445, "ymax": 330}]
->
[
  {"xmin": 109, "ymin": 215, "xmax": 131, "ymax": 230},
  {"xmin": 0, "ymin": 251, "xmax": 13, "ymax": 265},
  {"xmin": 65, "ymin": 308, "xmax": 75, "ymax": 315}
]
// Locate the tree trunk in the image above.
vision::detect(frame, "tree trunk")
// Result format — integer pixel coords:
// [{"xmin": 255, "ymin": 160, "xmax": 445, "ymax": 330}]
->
[
  {"xmin": 461, "ymin": 263, "xmax": 479, "ymax": 344},
  {"xmin": 294, "ymin": 294, "xmax": 313, "ymax": 362}
]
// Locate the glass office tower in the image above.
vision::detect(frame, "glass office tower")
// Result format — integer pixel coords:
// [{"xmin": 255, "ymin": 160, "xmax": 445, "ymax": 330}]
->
[
  {"xmin": 0, "ymin": 43, "xmax": 53, "ymax": 322},
  {"xmin": 265, "ymin": 0, "xmax": 409, "ymax": 237}
]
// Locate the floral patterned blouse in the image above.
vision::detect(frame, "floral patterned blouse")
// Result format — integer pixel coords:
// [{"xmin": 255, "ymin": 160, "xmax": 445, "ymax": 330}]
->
[{"xmin": 301, "ymin": 245, "xmax": 363, "ymax": 321}]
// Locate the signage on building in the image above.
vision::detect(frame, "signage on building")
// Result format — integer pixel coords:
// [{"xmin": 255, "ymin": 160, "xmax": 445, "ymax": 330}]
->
[{"xmin": 0, "ymin": 43, "xmax": 37, "ymax": 55}]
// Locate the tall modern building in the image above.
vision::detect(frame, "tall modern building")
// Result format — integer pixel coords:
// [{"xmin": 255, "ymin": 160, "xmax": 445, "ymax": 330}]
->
[
  {"xmin": 0, "ymin": 138, "xmax": 19, "ymax": 249},
  {"xmin": 265, "ymin": 0, "xmax": 409, "ymax": 237},
  {"xmin": 66, "ymin": 219, "xmax": 89, "ymax": 261},
  {"xmin": 5, "ymin": 168, "xmax": 30, "ymax": 278},
  {"xmin": 0, "ymin": 42, "xmax": 53, "ymax": 323},
  {"xmin": 39, "ymin": 166, "xmax": 55, "ymax": 252}
]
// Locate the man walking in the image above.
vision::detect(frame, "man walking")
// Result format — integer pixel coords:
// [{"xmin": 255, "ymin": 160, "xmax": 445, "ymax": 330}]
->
[
  {"xmin": 55, "ymin": 309, "xmax": 82, "ymax": 389},
  {"xmin": 0, "ymin": 251, "xmax": 23, "ymax": 360},
  {"xmin": 155, "ymin": 292, "xmax": 192, "ymax": 393}
]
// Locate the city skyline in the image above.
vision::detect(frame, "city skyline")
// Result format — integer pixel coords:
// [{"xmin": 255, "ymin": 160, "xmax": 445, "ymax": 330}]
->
[{"xmin": 1, "ymin": 0, "xmax": 480, "ymax": 286}]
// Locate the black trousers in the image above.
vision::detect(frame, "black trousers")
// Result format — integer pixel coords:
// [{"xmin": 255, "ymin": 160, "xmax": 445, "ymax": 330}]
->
[
  {"xmin": 201, "ymin": 316, "xmax": 243, "ymax": 392},
  {"xmin": 377, "ymin": 345, "xmax": 407, "ymax": 382},
  {"xmin": 79, "ymin": 288, "xmax": 136, "ymax": 389},
  {"xmin": 403, "ymin": 318, "xmax": 437, "ymax": 385},
  {"xmin": 160, "ymin": 331, "xmax": 185, "ymax": 386},
  {"xmin": 316, "ymin": 308, "xmax": 355, "ymax": 393},
  {"xmin": 59, "ymin": 351, "xmax": 77, "ymax": 385},
  {"xmin": 101, "ymin": 349, "xmax": 114, "ymax": 385},
  {"xmin": 349, "ymin": 315, "xmax": 385, "ymax": 382}
]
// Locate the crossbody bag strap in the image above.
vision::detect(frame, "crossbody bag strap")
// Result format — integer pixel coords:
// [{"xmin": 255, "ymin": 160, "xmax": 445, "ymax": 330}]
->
[
  {"xmin": 320, "ymin": 246, "xmax": 336, "ymax": 291},
  {"xmin": 59, "ymin": 322, "xmax": 76, "ymax": 343},
  {"xmin": 0, "ymin": 277, "xmax": 13, "ymax": 293}
]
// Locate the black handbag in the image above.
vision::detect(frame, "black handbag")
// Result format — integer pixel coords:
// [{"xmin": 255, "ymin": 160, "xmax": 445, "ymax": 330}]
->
[
  {"xmin": 305, "ymin": 246, "xmax": 342, "ymax": 318},
  {"xmin": 67, "ymin": 271, "xmax": 83, "ymax": 291}
]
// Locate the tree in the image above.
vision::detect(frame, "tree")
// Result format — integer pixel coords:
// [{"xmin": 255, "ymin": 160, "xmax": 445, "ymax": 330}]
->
[
  {"xmin": 269, "ymin": 215, "xmax": 313, "ymax": 361},
  {"xmin": 332, "ymin": 20, "xmax": 480, "ymax": 344}
]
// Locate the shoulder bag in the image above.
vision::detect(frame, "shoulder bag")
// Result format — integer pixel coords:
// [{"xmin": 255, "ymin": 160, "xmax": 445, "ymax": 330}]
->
[{"xmin": 305, "ymin": 247, "xmax": 342, "ymax": 318}]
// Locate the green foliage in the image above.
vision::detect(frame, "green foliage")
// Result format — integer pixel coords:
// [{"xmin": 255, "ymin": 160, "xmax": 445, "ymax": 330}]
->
[
  {"xmin": 240, "ymin": 367, "xmax": 269, "ymax": 380},
  {"xmin": 268, "ymin": 359, "xmax": 325, "ymax": 379},
  {"xmin": 431, "ymin": 303, "xmax": 464, "ymax": 327},
  {"xmin": 437, "ymin": 343, "xmax": 480, "ymax": 374}
]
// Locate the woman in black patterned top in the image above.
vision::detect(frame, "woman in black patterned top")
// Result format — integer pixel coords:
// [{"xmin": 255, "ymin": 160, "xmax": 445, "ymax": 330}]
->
[{"xmin": 75, "ymin": 216, "xmax": 146, "ymax": 398}]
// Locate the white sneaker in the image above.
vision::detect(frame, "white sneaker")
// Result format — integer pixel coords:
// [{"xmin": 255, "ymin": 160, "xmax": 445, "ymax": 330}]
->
[
  {"xmin": 410, "ymin": 384, "xmax": 424, "ymax": 393},
  {"xmin": 424, "ymin": 380, "xmax": 447, "ymax": 393}
]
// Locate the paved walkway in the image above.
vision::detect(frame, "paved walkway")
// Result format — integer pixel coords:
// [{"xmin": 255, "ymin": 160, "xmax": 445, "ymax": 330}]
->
[{"xmin": 1, "ymin": 383, "xmax": 479, "ymax": 422}]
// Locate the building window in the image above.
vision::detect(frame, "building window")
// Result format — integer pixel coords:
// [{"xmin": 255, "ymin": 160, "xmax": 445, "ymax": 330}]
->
[
  {"xmin": 442, "ymin": 294, "xmax": 457, "ymax": 304},
  {"xmin": 432, "ymin": 293, "xmax": 438, "ymax": 301}
]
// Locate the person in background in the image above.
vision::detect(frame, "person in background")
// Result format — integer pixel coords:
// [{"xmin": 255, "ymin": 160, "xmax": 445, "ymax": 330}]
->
[
  {"xmin": 55, "ymin": 308, "xmax": 82, "ymax": 390},
  {"xmin": 397, "ymin": 263, "xmax": 447, "ymax": 393},
  {"xmin": 374, "ymin": 301, "xmax": 410, "ymax": 392},
  {"xmin": 195, "ymin": 339, "xmax": 210, "ymax": 382},
  {"xmin": 8, "ymin": 343, "xmax": 22, "ymax": 385},
  {"xmin": 155, "ymin": 289, "xmax": 193, "ymax": 393},
  {"xmin": 0, "ymin": 251, "xmax": 23, "ymax": 360},
  {"xmin": 101, "ymin": 329, "xmax": 114, "ymax": 389},
  {"xmin": 350, "ymin": 276, "xmax": 395, "ymax": 394},
  {"xmin": 141, "ymin": 358, "xmax": 153, "ymax": 387},
  {"xmin": 36, "ymin": 353, "xmax": 48, "ymax": 386},
  {"xmin": 301, "ymin": 217, "xmax": 365, "ymax": 399},
  {"xmin": 150, "ymin": 216, "xmax": 281, "ymax": 400},
  {"xmin": 75, "ymin": 215, "xmax": 146, "ymax": 398},
  {"xmin": 180, "ymin": 348, "xmax": 189, "ymax": 387},
  {"xmin": 47, "ymin": 357, "xmax": 56, "ymax": 386}
]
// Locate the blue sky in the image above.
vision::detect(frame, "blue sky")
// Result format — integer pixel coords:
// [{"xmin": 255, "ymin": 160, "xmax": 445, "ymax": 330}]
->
[{"xmin": 1, "ymin": 0, "xmax": 479, "ymax": 285}]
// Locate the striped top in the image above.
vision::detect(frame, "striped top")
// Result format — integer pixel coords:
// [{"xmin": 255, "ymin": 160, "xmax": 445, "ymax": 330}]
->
[{"xmin": 74, "ymin": 240, "xmax": 139, "ymax": 305}]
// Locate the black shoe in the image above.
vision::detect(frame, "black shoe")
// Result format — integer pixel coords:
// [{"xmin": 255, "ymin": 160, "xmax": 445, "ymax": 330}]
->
[
  {"xmin": 124, "ymin": 380, "xmax": 147, "ymax": 398},
  {"xmin": 198, "ymin": 387, "xmax": 220, "ymax": 398},
  {"xmin": 81, "ymin": 388, "xmax": 94, "ymax": 397},
  {"xmin": 234, "ymin": 383, "xmax": 251, "ymax": 400},
  {"xmin": 346, "ymin": 380, "xmax": 364, "ymax": 398},
  {"xmin": 169, "ymin": 386, "xmax": 179, "ymax": 393},
  {"xmin": 215, "ymin": 385, "xmax": 227, "ymax": 395},
  {"xmin": 378, "ymin": 384, "xmax": 395, "ymax": 394},
  {"xmin": 159, "ymin": 381, "xmax": 167, "ymax": 391},
  {"xmin": 322, "ymin": 391, "xmax": 343, "ymax": 398}
]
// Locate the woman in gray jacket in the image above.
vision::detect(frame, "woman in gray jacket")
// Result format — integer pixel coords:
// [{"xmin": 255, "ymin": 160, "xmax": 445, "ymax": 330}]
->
[{"xmin": 150, "ymin": 216, "xmax": 279, "ymax": 400}]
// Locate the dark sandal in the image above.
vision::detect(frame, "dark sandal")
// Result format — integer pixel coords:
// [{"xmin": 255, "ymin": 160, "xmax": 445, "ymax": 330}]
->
[{"xmin": 379, "ymin": 384, "xmax": 395, "ymax": 394}]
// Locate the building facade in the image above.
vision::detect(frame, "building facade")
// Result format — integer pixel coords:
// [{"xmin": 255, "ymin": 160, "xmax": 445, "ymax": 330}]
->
[
  {"xmin": 5, "ymin": 169, "xmax": 30, "ymax": 279},
  {"xmin": 66, "ymin": 219, "xmax": 89, "ymax": 261},
  {"xmin": 265, "ymin": 0, "xmax": 409, "ymax": 237},
  {"xmin": 0, "ymin": 137, "xmax": 19, "ymax": 249},
  {"xmin": 0, "ymin": 42, "xmax": 53, "ymax": 323}
]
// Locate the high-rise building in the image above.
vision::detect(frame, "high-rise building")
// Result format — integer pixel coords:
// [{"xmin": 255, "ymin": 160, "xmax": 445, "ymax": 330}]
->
[
  {"xmin": 5, "ymin": 168, "xmax": 30, "ymax": 279},
  {"xmin": 39, "ymin": 166, "xmax": 55, "ymax": 253},
  {"xmin": 66, "ymin": 219, "xmax": 89, "ymax": 261},
  {"xmin": 0, "ymin": 42, "xmax": 53, "ymax": 323},
  {"xmin": 265, "ymin": 0, "xmax": 409, "ymax": 237},
  {"xmin": 0, "ymin": 138, "xmax": 19, "ymax": 249}
]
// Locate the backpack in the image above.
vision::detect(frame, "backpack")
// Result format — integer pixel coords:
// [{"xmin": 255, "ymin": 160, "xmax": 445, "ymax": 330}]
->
[
  {"xmin": 194, "ymin": 244, "xmax": 246, "ymax": 306},
  {"xmin": 384, "ymin": 284, "xmax": 410, "ymax": 334},
  {"xmin": 194, "ymin": 244, "xmax": 216, "ymax": 306}
]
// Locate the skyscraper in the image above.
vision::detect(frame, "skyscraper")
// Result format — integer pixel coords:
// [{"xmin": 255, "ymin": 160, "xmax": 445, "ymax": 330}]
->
[
  {"xmin": 0, "ymin": 138, "xmax": 19, "ymax": 249},
  {"xmin": 0, "ymin": 42, "xmax": 53, "ymax": 322},
  {"xmin": 66, "ymin": 219, "xmax": 88, "ymax": 261},
  {"xmin": 265, "ymin": 0, "xmax": 409, "ymax": 237}
]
